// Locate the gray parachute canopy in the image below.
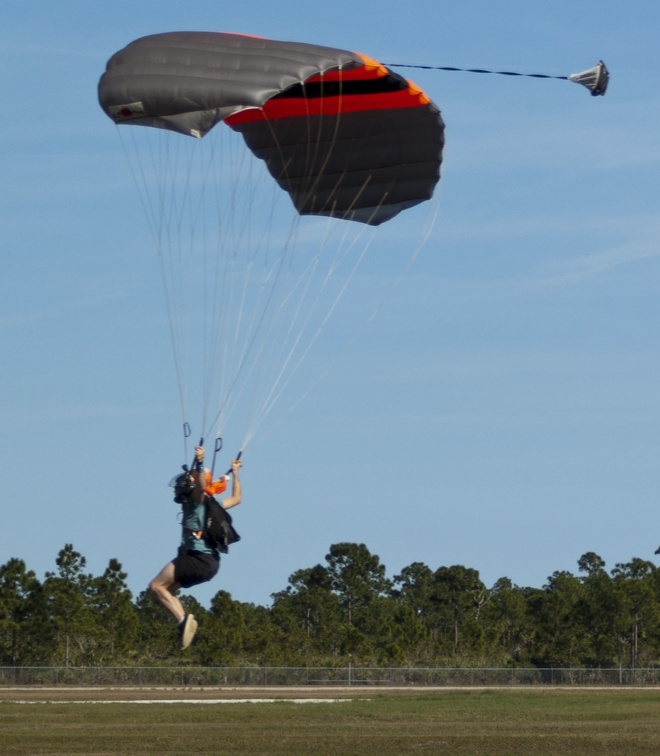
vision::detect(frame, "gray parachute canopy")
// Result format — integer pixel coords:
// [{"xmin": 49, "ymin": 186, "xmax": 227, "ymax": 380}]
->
[{"xmin": 98, "ymin": 32, "xmax": 444, "ymax": 225}]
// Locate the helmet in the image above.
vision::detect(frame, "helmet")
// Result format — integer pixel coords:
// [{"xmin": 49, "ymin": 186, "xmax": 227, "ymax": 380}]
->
[{"xmin": 172, "ymin": 471, "xmax": 195, "ymax": 504}]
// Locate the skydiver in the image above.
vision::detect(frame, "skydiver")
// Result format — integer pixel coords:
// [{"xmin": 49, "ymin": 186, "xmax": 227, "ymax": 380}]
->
[{"xmin": 149, "ymin": 446, "xmax": 242, "ymax": 650}]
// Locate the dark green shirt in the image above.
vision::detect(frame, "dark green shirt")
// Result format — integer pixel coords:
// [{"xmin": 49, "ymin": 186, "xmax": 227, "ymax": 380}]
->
[{"xmin": 180, "ymin": 497, "xmax": 214, "ymax": 554}]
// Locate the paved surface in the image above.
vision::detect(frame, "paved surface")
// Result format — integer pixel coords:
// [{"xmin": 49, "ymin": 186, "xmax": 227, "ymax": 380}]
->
[{"xmin": 1, "ymin": 685, "xmax": 658, "ymax": 703}]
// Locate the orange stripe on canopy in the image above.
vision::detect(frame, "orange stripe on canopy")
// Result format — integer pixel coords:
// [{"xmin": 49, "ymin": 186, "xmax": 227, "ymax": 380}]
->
[{"xmin": 225, "ymin": 87, "xmax": 430, "ymax": 126}]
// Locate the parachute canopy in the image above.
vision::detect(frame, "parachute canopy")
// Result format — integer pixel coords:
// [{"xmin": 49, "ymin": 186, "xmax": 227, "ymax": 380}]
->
[{"xmin": 98, "ymin": 32, "xmax": 444, "ymax": 225}]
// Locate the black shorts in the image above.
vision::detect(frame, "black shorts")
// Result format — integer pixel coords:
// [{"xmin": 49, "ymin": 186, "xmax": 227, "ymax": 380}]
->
[{"xmin": 173, "ymin": 548, "xmax": 220, "ymax": 589}]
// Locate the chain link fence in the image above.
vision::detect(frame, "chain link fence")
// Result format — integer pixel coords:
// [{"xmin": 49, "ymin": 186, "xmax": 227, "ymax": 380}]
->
[{"xmin": 1, "ymin": 666, "xmax": 659, "ymax": 686}]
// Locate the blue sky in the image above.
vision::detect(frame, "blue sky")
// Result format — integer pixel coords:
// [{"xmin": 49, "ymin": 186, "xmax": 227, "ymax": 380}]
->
[{"xmin": 2, "ymin": 1, "xmax": 659, "ymax": 609}]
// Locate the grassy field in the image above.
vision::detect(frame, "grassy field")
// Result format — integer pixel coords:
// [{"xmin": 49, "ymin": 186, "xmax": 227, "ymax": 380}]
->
[{"xmin": 1, "ymin": 687, "xmax": 659, "ymax": 754}]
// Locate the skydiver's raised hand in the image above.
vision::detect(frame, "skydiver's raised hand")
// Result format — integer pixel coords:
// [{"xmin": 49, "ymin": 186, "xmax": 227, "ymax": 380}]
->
[{"xmin": 222, "ymin": 459, "xmax": 243, "ymax": 510}]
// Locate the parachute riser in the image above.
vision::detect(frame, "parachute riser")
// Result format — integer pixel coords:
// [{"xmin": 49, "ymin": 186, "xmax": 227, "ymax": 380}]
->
[{"xmin": 180, "ymin": 426, "xmax": 240, "ymax": 479}]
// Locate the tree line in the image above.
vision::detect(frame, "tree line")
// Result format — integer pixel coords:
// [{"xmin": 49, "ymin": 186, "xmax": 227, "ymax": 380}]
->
[{"xmin": 1, "ymin": 542, "xmax": 659, "ymax": 668}]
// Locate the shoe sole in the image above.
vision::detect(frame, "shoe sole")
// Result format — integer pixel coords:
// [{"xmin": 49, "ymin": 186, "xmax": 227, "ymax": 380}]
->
[{"xmin": 181, "ymin": 614, "xmax": 198, "ymax": 650}]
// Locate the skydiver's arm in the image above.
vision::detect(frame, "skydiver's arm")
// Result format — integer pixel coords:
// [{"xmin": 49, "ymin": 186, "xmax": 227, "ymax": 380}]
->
[
  {"xmin": 191, "ymin": 446, "xmax": 206, "ymax": 502},
  {"xmin": 222, "ymin": 459, "xmax": 242, "ymax": 510}
]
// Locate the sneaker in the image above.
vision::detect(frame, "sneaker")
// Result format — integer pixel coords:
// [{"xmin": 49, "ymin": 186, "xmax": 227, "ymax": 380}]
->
[{"xmin": 180, "ymin": 613, "xmax": 198, "ymax": 650}]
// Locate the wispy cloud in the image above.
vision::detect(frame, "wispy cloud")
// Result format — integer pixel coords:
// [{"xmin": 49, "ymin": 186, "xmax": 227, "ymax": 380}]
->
[
  {"xmin": 0, "ymin": 288, "xmax": 132, "ymax": 330},
  {"xmin": 446, "ymin": 100, "xmax": 660, "ymax": 174},
  {"xmin": 545, "ymin": 236, "xmax": 660, "ymax": 284},
  {"xmin": 0, "ymin": 42, "xmax": 101, "ymax": 59},
  {"xmin": 536, "ymin": 213, "xmax": 660, "ymax": 285}
]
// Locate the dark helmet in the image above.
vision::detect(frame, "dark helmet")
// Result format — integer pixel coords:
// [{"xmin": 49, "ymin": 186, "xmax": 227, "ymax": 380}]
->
[{"xmin": 172, "ymin": 470, "xmax": 195, "ymax": 504}]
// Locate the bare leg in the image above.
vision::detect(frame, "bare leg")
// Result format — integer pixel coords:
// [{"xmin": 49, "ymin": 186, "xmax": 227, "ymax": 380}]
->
[{"xmin": 149, "ymin": 561, "xmax": 185, "ymax": 623}]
